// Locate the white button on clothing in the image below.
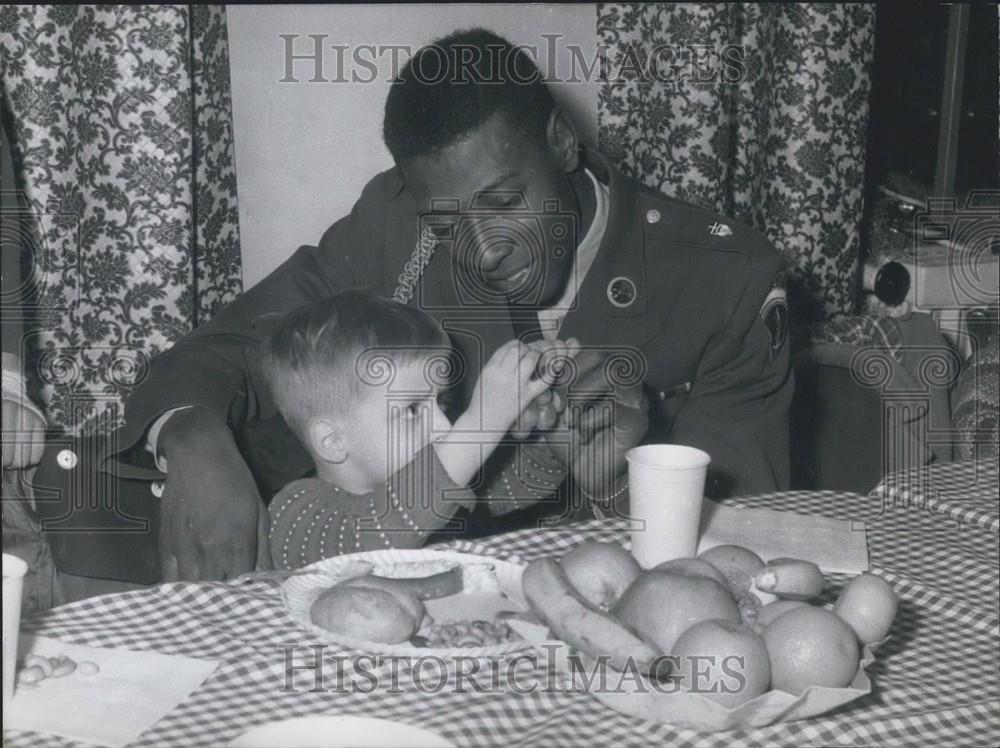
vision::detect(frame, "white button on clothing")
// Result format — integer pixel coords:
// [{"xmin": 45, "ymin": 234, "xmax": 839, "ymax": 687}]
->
[
  {"xmin": 646, "ymin": 209, "xmax": 661, "ymax": 224},
  {"xmin": 57, "ymin": 449, "xmax": 77, "ymax": 470},
  {"xmin": 151, "ymin": 481, "xmax": 165, "ymax": 498}
]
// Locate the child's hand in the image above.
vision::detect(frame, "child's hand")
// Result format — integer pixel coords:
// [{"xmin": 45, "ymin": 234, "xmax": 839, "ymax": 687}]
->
[
  {"xmin": 509, "ymin": 338, "xmax": 581, "ymax": 437},
  {"xmin": 475, "ymin": 338, "xmax": 580, "ymax": 433},
  {"xmin": 531, "ymin": 337, "xmax": 581, "ymax": 390}
]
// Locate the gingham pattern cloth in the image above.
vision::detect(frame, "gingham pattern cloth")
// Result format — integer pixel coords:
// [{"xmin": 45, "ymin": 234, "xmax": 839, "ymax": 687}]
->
[
  {"xmin": 872, "ymin": 458, "xmax": 1000, "ymax": 534},
  {"xmin": 5, "ymin": 461, "xmax": 999, "ymax": 748}
]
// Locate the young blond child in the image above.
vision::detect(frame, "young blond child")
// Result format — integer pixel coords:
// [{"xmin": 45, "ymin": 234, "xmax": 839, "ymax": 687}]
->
[{"xmin": 256, "ymin": 289, "xmax": 576, "ymax": 569}]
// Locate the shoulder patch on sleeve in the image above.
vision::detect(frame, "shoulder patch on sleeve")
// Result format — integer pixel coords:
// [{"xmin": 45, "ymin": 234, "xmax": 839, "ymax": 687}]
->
[{"xmin": 759, "ymin": 272, "xmax": 789, "ymax": 354}]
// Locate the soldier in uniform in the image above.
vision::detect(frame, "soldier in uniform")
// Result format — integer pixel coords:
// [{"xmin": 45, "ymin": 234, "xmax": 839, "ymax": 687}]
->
[{"xmin": 39, "ymin": 29, "xmax": 792, "ymax": 586}]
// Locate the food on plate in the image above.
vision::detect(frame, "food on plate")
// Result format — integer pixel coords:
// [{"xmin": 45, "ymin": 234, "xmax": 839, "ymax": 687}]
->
[
  {"xmin": 518, "ymin": 539, "xmax": 893, "ymax": 712},
  {"xmin": 456, "ymin": 562, "xmax": 502, "ymax": 594},
  {"xmin": 317, "ymin": 561, "xmax": 469, "ymax": 636},
  {"xmin": 51, "ymin": 657, "xmax": 77, "ymax": 677},
  {"xmin": 670, "ymin": 619, "xmax": 771, "ymax": 708},
  {"xmin": 652, "ymin": 558, "xmax": 731, "ymax": 589},
  {"xmin": 415, "ymin": 620, "xmax": 517, "ymax": 648},
  {"xmin": 515, "ymin": 540, "xmax": 898, "ymax": 716},
  {"xmin": 373, "ymin": 560, "xmax": 455, "ymax": 578},
  {"xmin": 496, "ymin": 609, "xmax": 543, "ymax": 629},
  {"xmin": 340, "ymin": 576, "xmax": 431, "ymax": 625},
  {"xmin": 302, "ymin": 556, "xmax": 521, "ymax": 648},
  {"xmin": 736, "ymin": 590, "xmax": 763, "ymax": 627},
  {"xmin": 697, "ymin": 544, "xmax": 766, "ymax": 598},
  {"xmin": 752, "ymin": 599, "xmax": 810, "ymax": 633},
  {"xmin": 559, "ymin": 540, "xmax": 640, "ymax": 609},
  {"xmin": 612, "ymin": 570, "xmax": 740, "ymax": 655},
  {"xmin": 15, "ymin": 654, "xmax": 94, "ymax": 688},
  {"xmin": 521, "ymin": 557, "xmax": 660, "ymax": 674},
  {"xmin": 833, "ymin": 572, "xmax": 898, "ymax": 644},
  {"xmin": 361, "ymin": 563, "xmax": 464, "ymax": 600},
  {"xmin": 310, "ymin": 585, "xmax": 424, "ymax": 643},
  {"xmin": 762, "ymin": 606, "xmax": 860, "ymax": 694},
  {"xmin": 24, "ymin": 654, "xmax": 53, "ymax": 677},
  {"xmin": 754, "ymin": 558, "xmax": 825, "ymax": 600},
  {"xmin": 16, "ymin": 665, "xmax": 45, "ymax": 686},
  {"xmin": 363, "ymin": 560, "xmax": 499, "ymax": 597}
]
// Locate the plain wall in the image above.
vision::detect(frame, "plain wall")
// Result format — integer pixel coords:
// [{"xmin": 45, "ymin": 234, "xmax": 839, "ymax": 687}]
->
[{"xmin": 226, "ymin": 4, "xmax": 599, "ymax": 289}]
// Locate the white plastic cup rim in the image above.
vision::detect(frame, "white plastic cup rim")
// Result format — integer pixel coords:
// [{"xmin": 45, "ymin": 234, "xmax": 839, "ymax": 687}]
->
[
  {"xmin": 2, "ymin": 553, "xmax": 28, "ymax": 581},
  {"xmin": 626, "ymin": 444, "xmax": 711, "ymax": 472}
]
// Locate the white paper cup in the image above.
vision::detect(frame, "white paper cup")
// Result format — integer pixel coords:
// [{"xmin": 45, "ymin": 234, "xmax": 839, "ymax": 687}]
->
[
  {"xmin": 626, "ymin": 445, "xmax": 711, "ymax": 568},
  {"xmin": 2, "ymin": 553, "xmax": 28, "ymax": 705}
]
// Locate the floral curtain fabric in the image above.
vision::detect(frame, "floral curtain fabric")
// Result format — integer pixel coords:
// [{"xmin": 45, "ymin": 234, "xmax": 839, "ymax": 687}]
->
[
  {"xmin": 597, "ymin": 3, "xmax": 876, "ymax": 321},
  {"xmin": 1, "ymin": 4, "xmax": 242, "ymax": 435}
]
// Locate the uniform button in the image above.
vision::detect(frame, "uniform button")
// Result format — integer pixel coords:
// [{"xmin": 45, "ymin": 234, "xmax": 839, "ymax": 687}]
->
[
  {"xmin": 151, "ymin": 482, "xmax": 165, "ymax": 498},
  {"xmin": 57, "ymin": 449, "xmax": 78, "ymax": 470},
  {"xmin": 646, "ymin": 209, "xmax": 661, "ymax": 224}
]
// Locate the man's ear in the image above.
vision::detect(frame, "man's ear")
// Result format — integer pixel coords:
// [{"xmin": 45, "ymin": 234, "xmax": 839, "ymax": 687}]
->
[
  {"xmin": 546, "ymin": 107, "xmax": 580, "ymax": 173},
  {"xmin": 310, "ymin": 417, "xmax": 348, "ymax": 464}
]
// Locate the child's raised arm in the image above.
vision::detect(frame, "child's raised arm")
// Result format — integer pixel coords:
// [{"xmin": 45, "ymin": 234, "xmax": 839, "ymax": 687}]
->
[{"xmin": 433, "ymin": 337, "xmax": 579, "ymax": 487}]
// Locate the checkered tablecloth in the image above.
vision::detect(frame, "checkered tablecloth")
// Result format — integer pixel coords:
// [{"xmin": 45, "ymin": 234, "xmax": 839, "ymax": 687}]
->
[
  {"xmin": 872, "ymin": 458, "xmax": 1000, "ymax": 534},
  {"xmin": 5, "ymin": 459, "xmax": 999, "ymax": 748}
]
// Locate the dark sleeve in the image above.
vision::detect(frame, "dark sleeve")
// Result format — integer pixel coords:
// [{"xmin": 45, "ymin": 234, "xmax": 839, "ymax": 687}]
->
[
  {"xmin": 670, "ymin": 252, "xmax": 793, "ymax": 497},
  {"xmin": 114, "ymin": 173, "xmax": 395, "ymax": 466},
  {"xmin": 269, "ymin": 446, "xmax": 476, "ymax": 570}
]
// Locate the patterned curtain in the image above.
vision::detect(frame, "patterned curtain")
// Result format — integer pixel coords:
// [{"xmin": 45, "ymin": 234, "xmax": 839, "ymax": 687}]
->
[
  {"xmin": 597, "ymin": 3, "xmax": 876, "ymax": 321},
  {"xmin": 1, "ymin": 4, "xmax": 242, "ymax": 435}
]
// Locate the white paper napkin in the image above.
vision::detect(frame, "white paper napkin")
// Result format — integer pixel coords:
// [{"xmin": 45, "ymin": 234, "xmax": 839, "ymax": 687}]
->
[
  {"xmin": 697, "ymin": 499, "xmax": 870, "ymax": 574},
  {"xmin": 5, "ymin": 634, "xmax": 218, "ymax": 747}
]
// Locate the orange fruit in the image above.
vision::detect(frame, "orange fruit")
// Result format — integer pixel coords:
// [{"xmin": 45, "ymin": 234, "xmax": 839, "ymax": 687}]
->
[
  {"xmin": 698, "ymin": 544, "xmax": 766, "ymax": 598},
  {"xmin": 560, "ymin": 540, "xmax": 641, "ymax": 609},
  {"xmin": 613, "ymin": 571, "xmax": 740, "ymax": 655},
  {"xmin": 671, "ymin": 619, "xmax": 771, "ymax": 708},
  {"xmin": 751, "ymin": 599, "xmax": 809, "ymax": 633},
  {"xmin": 653, "ymin": 557, "xmax": 731, "ymax": 589},
  {"xmin": 833, "ymin": 573, "xmax": 898, "ymax": 644},
  {"xmin": 762, "ymin": 606, "xmax": 860, "ymax": 694}
]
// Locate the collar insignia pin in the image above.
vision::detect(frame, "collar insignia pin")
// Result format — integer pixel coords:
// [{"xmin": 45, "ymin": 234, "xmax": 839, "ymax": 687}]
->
[{"xmin": 708, "ymin": 222, "xmax": 733, "ymax": 237}]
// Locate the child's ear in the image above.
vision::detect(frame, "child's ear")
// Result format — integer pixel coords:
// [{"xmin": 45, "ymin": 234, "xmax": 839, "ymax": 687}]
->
[{"xmin": 310, "ymin": 417, "xmax": 348, "ymax": 464}]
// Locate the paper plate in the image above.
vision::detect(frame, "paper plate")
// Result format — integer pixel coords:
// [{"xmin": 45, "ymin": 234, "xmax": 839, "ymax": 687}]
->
[
  {"xmin": 281, "ymin": 548, "xmax": 531, "ymax": 657},
  {"xmin": 228, "ymin": 715, "xmax": 455, "ymax": 748}
]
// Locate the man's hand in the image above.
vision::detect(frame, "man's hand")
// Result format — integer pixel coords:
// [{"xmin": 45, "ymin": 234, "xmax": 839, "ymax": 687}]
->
[
  {"xmin": 567, "ymin": 384, "xmax": 649, "ymax": 497},
  {"xmin": 542, "ymin": 351, "xmax": 650, "ymax": 497},
  {"xmin": 510, "ymin": 340, "xmax": 597, "ymax": 439},
  {"xmin": 157, "ymin": 408, "xmax": 272, "ymax": 581},
  {"xmin": 481, "ymin": 338, "xmax": 580, "ymax": 437}
]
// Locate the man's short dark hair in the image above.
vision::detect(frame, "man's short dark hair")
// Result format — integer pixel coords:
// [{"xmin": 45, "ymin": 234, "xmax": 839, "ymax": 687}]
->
[{"xmin": 383, "ymin": 28, "xmax": 556, "ymax": 163}]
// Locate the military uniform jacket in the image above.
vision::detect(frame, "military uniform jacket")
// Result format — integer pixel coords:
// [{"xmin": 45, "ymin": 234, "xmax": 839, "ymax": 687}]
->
[{"xmin": 116, "ymin": 148, "xmax": 792, "ymax": 499}]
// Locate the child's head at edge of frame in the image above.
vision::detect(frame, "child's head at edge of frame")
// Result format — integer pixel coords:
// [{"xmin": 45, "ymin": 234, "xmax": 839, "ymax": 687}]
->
[{"xmin": 256, "ymin": 289, "xmax": 453, "ymax": 492}]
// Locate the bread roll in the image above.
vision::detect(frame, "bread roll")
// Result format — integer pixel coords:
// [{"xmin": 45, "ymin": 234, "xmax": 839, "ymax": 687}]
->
[
  {"xmin": 340, "ymin": 576, "xmax": 427, "ymax": 624},
  {"xmin": 310, "ymin": 585, "xmax": 420, "ymax": 643}
]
